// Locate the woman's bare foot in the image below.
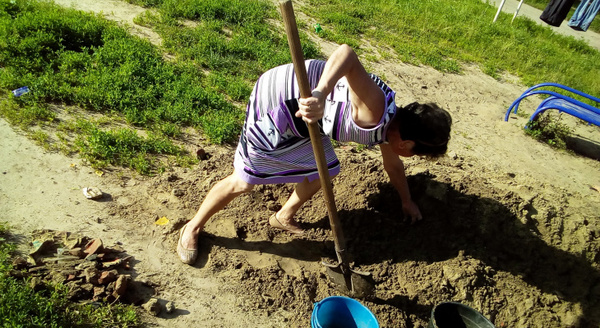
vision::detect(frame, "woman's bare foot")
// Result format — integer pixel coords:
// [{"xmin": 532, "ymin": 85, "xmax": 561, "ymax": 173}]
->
[{"xmin": 269, "ymin": 213, "xmax": 304, "ymax": 234}]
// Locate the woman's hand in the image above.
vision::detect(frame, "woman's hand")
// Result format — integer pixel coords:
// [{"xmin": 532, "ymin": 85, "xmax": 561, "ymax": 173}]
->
[
  {"xmin": 402, "ymin": 199, "xmax": 423, "ymax": 224},
  {"xmin": 296, "ymin": 90, "xmax": 325, "ymax": 124}
]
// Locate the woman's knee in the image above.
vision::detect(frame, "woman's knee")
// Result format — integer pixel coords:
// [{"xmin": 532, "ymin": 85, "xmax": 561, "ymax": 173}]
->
[{"xmin": 226, "ymin": 173, "xmax": 254, "ymax": 193}]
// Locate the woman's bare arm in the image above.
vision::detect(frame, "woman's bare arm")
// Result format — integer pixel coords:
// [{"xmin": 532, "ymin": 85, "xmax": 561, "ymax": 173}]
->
[
  {"xmin": 296, "ymin": 44, "xmax": 385, "ymax": 127},
  {"xmin": 380, "ymin": 143, "xmax": 423, "ymax": 223}
]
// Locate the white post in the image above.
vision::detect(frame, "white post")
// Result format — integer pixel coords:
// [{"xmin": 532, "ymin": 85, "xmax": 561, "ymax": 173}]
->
[
  {"xmin": 512, "ymin": 0, "xmax": 525, "ymax": 23},
  {"xmin": 494, "ymin": 0, "xmax": 507, "ymax": 22}
]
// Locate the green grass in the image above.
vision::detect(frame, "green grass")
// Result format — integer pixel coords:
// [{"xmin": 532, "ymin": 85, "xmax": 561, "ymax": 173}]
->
[
  {"xmin": 304, "ymin": 0, "xmax": 600, "ymax": 98},
  {"xmin": 1, "ymin": 0, "xmax": 599, "ymax": 175},
  {"xmin": 129, "ymin": 0, "xmax": 320, "ymax": 100},
  {"xmin": 74, "ymin": 120, "xmax": 190, "ymax": 175},
  {"xmin": 0, "ymin": 223, "xmax": 140, "ymax": 327}
]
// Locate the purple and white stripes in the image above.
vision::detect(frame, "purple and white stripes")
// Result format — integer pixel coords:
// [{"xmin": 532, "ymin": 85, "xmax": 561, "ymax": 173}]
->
[{"xmin": 233, "ymin": 60, "xmax": 397, "ymax": 185}]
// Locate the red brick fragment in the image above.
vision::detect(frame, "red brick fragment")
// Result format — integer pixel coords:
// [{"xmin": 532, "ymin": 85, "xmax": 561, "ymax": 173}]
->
[{"xmin": 84, "ymin": 238, "xmax": 103, "ymax": 255}]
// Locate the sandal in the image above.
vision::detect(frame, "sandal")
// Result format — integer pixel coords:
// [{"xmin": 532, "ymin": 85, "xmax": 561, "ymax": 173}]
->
[
  {"xmin": 269, "ymin": 213, "xmax": 304, "ymax": 235},
  {"xmin": 177, "ymin": 223, "xmax": 198, "ymax": 264}
]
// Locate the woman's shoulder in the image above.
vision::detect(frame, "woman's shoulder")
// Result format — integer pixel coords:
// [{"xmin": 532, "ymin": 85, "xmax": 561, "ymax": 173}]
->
[{"xmin": 368, "ymin": 74, "xmax": 395, "ymax": 96}]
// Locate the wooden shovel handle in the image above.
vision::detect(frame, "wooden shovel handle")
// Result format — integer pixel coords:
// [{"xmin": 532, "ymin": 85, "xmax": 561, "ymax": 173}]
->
[{"xmin": 279, "ymin": 0, "xmax": 347, "ymax": 258}]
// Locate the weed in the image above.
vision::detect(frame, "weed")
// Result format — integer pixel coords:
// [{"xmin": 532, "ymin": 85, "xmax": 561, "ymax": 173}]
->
[
  {"xmin": 483, "ymin": 62, "xmax": 500, "ymax": 80},
  {"xmin": 132, "ymin": 10, "xmax": 159, "ymax": 27},
  {"xmin": 156, "ymin": 122, "xmax": 183, "ymax": 138},
  {"xmin": 75, "ymin": 126, "xmax": 191, "ymax": 175},
  {"xmin": 30, "ymin": 129, "xmax": 51, "ymax": 149},
  {"xmin": 525, "ymin": 112, "xmax": 572, "ymax": 149},
  {"xmin": 352, "ymin": 142, "xmax": 367, "ymax": 152},
  {"xmin": 0, "ymin": 0, "xmax": 248, "ymax": 143},
  {"xmin": 516, "ymin": 109, "xmax": 530, "ymax": 119}
]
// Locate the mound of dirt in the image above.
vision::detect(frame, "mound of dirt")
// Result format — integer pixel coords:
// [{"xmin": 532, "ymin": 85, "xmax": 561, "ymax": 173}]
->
[{"xmin": 139, "ymin": 146, "xmax": 599, "ymax": 327}]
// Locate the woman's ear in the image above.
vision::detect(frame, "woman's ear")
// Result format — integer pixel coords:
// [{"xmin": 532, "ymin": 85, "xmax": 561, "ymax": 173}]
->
[
  {"xmin": 392, "ymin": 139, "xmax": 415, "ymax": 157},
  {"xmin": 398, "ymin": 140, "xmax": 415, "ymax": 151},
  {"xmin": 386, "ymin": 125, "xmax": 415, "ymax": 156}
]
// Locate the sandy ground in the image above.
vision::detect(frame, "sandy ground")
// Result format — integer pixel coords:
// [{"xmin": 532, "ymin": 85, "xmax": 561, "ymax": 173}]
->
[{"xmin": 2, "ymin": 0, "xmax": 600, "ymax": 327}]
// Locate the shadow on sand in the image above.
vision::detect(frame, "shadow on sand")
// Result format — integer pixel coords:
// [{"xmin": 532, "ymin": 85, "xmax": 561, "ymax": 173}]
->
[{"xmin": 345, "ymin": 173, "xmax": 600, "ymax": 326}]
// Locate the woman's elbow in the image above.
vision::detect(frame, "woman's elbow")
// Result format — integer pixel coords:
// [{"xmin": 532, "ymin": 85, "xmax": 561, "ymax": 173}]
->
[{"xmin": 336, "ymin": 44, "xmax": 357, "ymax": 59}]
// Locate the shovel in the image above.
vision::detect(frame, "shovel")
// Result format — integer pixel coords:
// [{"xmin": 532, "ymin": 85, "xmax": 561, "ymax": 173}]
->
[{"xmin": 279, "ymin": 0, "xmax": 374, "ymax": 298}]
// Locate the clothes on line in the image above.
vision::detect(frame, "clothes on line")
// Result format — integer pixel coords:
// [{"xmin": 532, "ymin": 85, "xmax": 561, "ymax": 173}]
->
[
  {"xmin": 540, "ymin": 0, "xmax": 576, "ymax": 27},
  {"xmin": 568, "ymin": 0, "xmax": 600, "ymax": 31}
]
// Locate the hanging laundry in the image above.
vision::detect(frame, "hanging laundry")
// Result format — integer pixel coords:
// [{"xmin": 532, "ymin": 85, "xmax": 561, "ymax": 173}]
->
[
  {"xmin": 568, "ymin": 0, "xmax": 600, "ymax": 31},
  {"xmin": 540, "ymin": 0, "xmax": 576, "ymax": 27}
]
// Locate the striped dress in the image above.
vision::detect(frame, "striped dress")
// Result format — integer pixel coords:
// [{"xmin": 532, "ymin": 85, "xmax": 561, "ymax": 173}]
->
[{"xmin": 233, "ymin": 60, "xmax": 397, "ymax": 185}]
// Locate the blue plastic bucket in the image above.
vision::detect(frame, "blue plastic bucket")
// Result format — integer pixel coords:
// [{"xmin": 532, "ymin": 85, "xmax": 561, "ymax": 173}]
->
[{"xmin": 311, "ymin": 296, "xmax": 379, "ymax": 328}]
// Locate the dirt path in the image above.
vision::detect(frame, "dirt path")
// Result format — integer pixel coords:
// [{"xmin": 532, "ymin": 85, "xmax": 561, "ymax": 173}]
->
[{"xmin": 2, "ymin": 0, "xmax": 600, "ymax": 327}]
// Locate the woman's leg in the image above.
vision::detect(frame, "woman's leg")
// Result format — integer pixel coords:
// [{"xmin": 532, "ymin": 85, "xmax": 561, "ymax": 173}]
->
[
  {"xmin": 180, "ymin": 172, "xmax": 254, "ymax": 250},
  {"xmin": 274, "ymin": 177, "xmax": 322, "ymax": 227}
]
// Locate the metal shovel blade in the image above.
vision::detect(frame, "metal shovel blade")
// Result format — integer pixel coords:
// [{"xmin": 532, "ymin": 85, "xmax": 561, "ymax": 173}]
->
[{"xmin": 323, "ymin": 261, "xmax": 375, "ymax": 298}]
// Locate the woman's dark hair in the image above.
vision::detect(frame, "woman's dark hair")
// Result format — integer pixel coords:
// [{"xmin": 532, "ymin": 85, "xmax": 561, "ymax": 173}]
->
[{"xmin": 396, "ymin": 102, "xmax": 452, "ymax": 157}]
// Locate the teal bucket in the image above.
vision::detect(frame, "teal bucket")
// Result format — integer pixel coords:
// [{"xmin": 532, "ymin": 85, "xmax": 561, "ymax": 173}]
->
[
  {"xmin": 311, "ymin": 296, "xmax": 379, "ymax": 328},
  {"xmin": 428, "ymin": 302, "xmax": 496, "ymax": 328}
]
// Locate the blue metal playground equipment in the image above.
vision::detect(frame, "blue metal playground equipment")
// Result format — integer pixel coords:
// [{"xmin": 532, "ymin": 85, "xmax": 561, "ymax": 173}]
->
[{"xmin": 504, "ymin": 83, "xmax": 600, "ymax": 127}]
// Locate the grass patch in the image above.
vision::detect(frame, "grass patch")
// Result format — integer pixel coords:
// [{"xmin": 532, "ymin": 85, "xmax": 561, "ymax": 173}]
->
[
  {"xmin": 1, "ymin": 0, "xmax": 599, "ymax": 174},
  {"xmin": 525, "ymin": 112, "xmax": 573, "ymax": 149},
  {"xmin": 304, "ymin": 0, "xmax": 600, "ymax": 100},
  {"xmin": 0, "ymin": 223, "xmax": 140, "ymax": 327},
  {"xmin": 0, "ymin": 0, "xmax": 320, "ymax": 174},
  {"xmin": 132, "ymin": 0, "xmax": 320, "ymax": 100},
  {"xmin": 73, "ymin": 120, "xmax": 191, "ymax": 175}
]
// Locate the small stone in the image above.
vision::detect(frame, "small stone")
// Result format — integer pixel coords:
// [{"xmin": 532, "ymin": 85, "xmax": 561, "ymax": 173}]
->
[
  {"xmin": 165, "ymin": 301, "xmax": 175, "ymax": 314},
  {"xmin": 93, "ymin": 286, "xmax": 105, "ymax": 301},
  {"xmin": 196, "ymin": 148, "xmax": 208, "ymax": 160},
  {"xmin": 67, "ymin": 282, "xmax": 94, "ymax": 301},
  {"xmin": 12, "ymin": 256, "xmax": 29, "ymax": 270},
  {"xmin": 82, "ymin": 267, "xmax": 99, "ymax": 285},
  {"xmin": 68, "ymin": 247, "xmax": 86, "ymax": 258},
  {"xmin": 142, "ymin": 298, "xmax": 161, "ymax": 316},
  {"xmin": 172, "ymin": 189, "xmax": 185, "ymax": 197},
  {"xmin": 112, "ymin": 275, "xmax": 129, "ymax": 298},
  {"xmin": 98, "ymin": 270, "xmax": 118, "ymax": 285},
  {"xmin": 84, "ymin": 238, "xmax": 103, "ymax": 256},
  {"xmin": 29, "ymin": 276, "xmax": 45, "ymax": 291},
  {"xmin": 82, "ymin": 187, "xmax": 103, "ymax": 200},
  {"xmin": 85, "ymin": 254, "xmax": 99, "ymax": 261},
  {"xmin": 49, "ymin": 271, "xmax": 70, "ymax": 284}
]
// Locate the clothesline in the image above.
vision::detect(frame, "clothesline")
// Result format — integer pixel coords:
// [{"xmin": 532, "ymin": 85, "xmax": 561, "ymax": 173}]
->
[{"xmin": 494, "ymin": 0, "xmax": 600, "ymax": 32}]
